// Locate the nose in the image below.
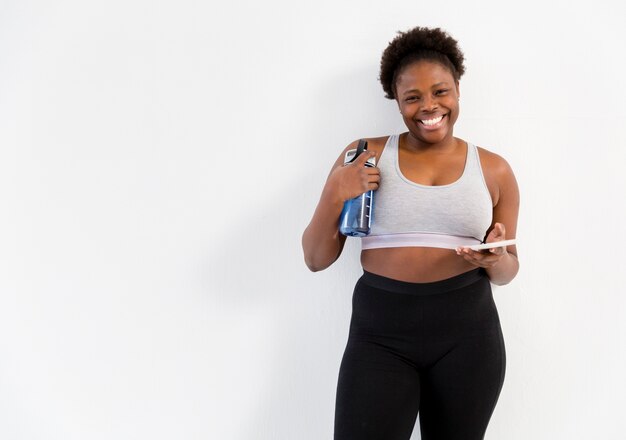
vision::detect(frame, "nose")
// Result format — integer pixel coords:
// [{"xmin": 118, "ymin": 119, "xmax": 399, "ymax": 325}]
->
[{"xmin": 423, "ymin": 94, "xmax": 438, "ymax": 111}]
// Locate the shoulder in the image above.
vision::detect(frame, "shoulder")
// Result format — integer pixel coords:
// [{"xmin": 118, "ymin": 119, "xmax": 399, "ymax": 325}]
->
[
  {"xmin": 337, "ymin": 135, "xmax": 392, "ymax": 163},
  {"xmin": 476, "ymin": 145, "xmax": 517, "ymax": 177},
  {"xmin": 328, "ymin": 135, "xmax": 393, "ymax": 175},
  {"xmin": 345, "ymin": 135, "xmax": 391, "ymax": 150},
  {"xmin": 475, "ymin": 145, "xmax": 519, "ymax": 206},
  {"xmin": 362, "ymin": 135, "xmax": 391, "ymax": 157}
]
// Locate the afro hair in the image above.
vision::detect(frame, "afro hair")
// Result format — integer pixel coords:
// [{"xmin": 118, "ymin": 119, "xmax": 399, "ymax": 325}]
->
[{"xmin": 379, "ymin": 27, "xmax": 466, "ymax": 100}]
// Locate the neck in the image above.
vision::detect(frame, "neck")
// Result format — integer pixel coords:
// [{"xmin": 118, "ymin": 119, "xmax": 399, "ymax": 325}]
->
[{"xmin": 402, "ymin": 132, "xmax": 459, "ymax": 154}]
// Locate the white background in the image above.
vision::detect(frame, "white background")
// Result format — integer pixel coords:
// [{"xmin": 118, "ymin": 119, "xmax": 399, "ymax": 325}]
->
[{"xmin": 1, "ymin": 1, "xmax": 625, "ymax": 439}]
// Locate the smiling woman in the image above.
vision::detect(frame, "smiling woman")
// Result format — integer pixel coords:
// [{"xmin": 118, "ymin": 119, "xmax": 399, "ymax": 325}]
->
[
  {"xmin": 301, "ymin": 26, "xmax": 520, "ymax": 440},
  {"xmin": 397, "ymin": 62, "xmax": 460, "ymax": 135}
]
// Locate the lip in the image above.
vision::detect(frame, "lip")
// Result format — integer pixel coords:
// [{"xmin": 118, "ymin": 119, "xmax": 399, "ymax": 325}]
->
[{"xmin": 417, "ymin": 113, "xmax": 448, "ymax": 130}]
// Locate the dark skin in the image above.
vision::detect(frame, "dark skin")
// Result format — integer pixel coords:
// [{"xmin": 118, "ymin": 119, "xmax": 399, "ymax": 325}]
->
[{"xmin": 302, "ymin": 59, "xmax": 520, "ymax": 284}]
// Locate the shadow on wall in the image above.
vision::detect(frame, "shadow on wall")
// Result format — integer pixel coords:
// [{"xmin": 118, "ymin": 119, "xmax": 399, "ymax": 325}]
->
[{"xmin": 203, "ymin": 66, "xmax": 411, "ymax": 439}]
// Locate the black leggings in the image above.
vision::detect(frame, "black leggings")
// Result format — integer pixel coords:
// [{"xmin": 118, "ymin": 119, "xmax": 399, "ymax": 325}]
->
[{"xmin": 334, "ymin": 268, "xmax": 506, "ymax": 440}]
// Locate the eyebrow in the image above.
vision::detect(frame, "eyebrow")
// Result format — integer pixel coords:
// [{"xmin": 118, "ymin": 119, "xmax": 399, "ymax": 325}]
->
[{"xmin": 402, "ymin": 82, "xmax": 450, "ymax": 95}]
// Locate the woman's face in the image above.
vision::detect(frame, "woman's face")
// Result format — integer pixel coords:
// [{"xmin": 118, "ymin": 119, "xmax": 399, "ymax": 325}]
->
[{"xmin": 395, "ymin": 60, "xmax": 460, "ymax": 145}]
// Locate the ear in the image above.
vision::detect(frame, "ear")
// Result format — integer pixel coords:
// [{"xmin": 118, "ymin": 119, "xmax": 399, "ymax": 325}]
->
[{"xmin": 455, "ymin": 80, "xmax": 460, "ymax": 99}]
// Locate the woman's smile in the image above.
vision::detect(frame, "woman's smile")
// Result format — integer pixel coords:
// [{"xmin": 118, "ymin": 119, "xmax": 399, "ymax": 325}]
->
[
  {"xmin": 417, "ymin": 113, "xmax": 448, "ymax": 130},
  {"xmin": 394, "ymin": 60, "xmax": 460, "ymax": 147}
]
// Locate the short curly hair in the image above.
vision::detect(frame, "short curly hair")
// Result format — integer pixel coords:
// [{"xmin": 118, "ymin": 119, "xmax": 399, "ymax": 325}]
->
[{"xmin": 379, "ymin": 27, "xmax": 466, "ymax": 100}]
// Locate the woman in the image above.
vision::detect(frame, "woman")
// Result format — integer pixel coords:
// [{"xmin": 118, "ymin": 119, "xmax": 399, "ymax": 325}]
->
[{"xmin": 302, "ymin": 27, "xmax": 520, "ymax": 440}]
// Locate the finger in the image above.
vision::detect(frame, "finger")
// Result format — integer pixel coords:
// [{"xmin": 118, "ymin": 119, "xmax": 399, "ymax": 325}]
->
[
  {"xmin": 456, "ymin": 247, "xmax": 474, "ymax": 256},
  {"xmin": 487, "ymin": 225, "xmax": 507, "ymax": 251},
  {"xmin": 478, "ymin": 248, "xmax": 505, "ymax": 261},
  {"xmin": 487, "ymin": 244, "xmax": 505, "ymax": 253},
  {"xmin": 459, "ymin": 247, "xmax": 487, "ymax": 258},
  {"xmin": 489, "ymin": 226, "xmax": 500, "ymax": 240},
  {"xmin": 355, "ymin": 150, "xmax": 376, "ymax": 165},
  {"xmin": 496, "ymin": 222, "xmax": 506, "ymax": 237},
  {"xmin": 456, "ymin": 248, "xmax": 482, "ymax": 265},
  {"xmin": 458, "ymin": 248, "xmax": 498, "ymax": 265},
  {"xmin": 367, "ymin": 182, "xmax": 379, "ymax": 191}
]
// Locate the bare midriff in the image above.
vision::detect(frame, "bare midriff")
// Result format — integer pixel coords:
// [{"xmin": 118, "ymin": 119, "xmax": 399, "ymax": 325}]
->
[{"xmin": 360, "ymin": 247, "xmax": 479, "ymax": 283}]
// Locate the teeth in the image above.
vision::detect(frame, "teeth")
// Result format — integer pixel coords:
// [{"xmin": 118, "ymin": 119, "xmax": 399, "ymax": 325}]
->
[{"xmin": 421, "ymin": 115, "xmax": 444, "ymax": 126}]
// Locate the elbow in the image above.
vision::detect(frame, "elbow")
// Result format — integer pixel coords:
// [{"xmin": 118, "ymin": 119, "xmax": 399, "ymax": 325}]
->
[
  {"xmin": 301, "ymin": 231, "xmax": 342, "ymax": 273},
  {"xmin": 492, "ymin": 279, "xmax": 510, "ymax": 287},
  {"xmin": 303, "ymin": 246, "xmax": 338, "ymax": 272},
  {"xmin": 302, "ymin": 240, "xmax": 321, "ymax": 272},
  {"xmin": 302, "ymin": 235, "xmax": 332, "ymax": 272},
  {"xmin": 490, "ymin": 271, "xmax": 520, "ymax": 286},
  {"xmin": 487, "ymin": 255, "xmax": 520, "ymax": 286},
  {"xmin": 306, "ymin": 263, "xmax": 323, "ymax": 273},
  {"xmin": 303, "ymin": 255, "xmax": 318, "ymax": 272},
  {"xmin": 303, "ymin": 255, "xmax": 330, "ymax": 272}
]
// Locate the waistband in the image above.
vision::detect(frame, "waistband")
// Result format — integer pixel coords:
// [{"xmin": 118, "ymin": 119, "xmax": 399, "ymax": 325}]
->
[
  {"xmin": 359, "ymin": 267, "xmax": 486, "ymax": 295},
  {"xmin": 361, "ymin": 232, "xmax": 482, "ymax": 250}
]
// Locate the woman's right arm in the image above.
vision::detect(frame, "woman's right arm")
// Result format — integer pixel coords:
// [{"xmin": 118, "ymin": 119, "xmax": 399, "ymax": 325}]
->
[{"xmin": 301, "ymin": 142, "xmax": 379, "ymax": 272}]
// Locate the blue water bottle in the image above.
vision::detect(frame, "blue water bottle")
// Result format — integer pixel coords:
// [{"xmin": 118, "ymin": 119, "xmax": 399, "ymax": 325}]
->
[{"xmin": 339, "ymin": 140, "xmax": 376, "ymax": 237}]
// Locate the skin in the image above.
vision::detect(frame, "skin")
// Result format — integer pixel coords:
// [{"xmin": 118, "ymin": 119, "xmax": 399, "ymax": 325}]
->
[{"xmin": 302, "ymin": 59, "xmax": 520, "ymax": 285}]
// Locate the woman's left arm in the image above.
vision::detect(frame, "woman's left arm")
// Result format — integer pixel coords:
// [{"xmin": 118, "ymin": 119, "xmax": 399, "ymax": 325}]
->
[{"xmin": 456, "ymin": 155, "xmax": 520, "ymax": 286}]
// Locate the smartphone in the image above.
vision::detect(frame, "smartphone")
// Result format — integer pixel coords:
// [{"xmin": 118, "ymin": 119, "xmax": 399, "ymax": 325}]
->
[{"xmin": 467, "ymin": 239, "xmax": 517, "ymax": 251}]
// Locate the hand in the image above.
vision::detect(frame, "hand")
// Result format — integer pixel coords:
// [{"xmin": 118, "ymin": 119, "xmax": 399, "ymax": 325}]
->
[
  {"xmin": 325, "ymin": 150, "xmax": 380, "ymax": 202},
  {"xmin": 455, "ymin": 222, "xmax": 508, "ymax": 268}
]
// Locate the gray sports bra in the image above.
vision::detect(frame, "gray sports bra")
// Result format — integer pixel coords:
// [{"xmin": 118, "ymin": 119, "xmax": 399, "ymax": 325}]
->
[{"xmin": 361, "ymin": 134, "xmax": 493, "ymax": 250}]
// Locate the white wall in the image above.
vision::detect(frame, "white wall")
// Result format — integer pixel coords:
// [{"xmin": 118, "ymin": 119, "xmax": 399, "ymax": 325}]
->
[{"xmin": 1, "ymin": 1, "xmax": 625, "ymax": 439}]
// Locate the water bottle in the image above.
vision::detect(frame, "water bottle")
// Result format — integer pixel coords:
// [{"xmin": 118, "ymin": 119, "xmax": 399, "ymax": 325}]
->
[{"xmin": 339, "ymin": 140, "xmax": 376, "ymax": 237}]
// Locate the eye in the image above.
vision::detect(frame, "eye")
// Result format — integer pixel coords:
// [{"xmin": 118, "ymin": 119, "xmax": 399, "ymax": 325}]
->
[
  {"xmin": 405, "ymin": 96, "xmax": 419, "ymax": 103},
  {"xmin": 435, "ymin": 89, "xmax": 449, "ymax": 96}
]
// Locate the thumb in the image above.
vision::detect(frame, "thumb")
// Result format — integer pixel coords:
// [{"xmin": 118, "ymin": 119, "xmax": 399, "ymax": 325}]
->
[
  {"xmin": 487, "ymin": 223, "xmax": 506, "ymax": 253},
  {"xmin": 485, "ymin": 223, "xmax": 500, "ymax": 242},
  {"xmin": 492, "ymin": 222, "xmax": 505, "ymax": 238}
]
